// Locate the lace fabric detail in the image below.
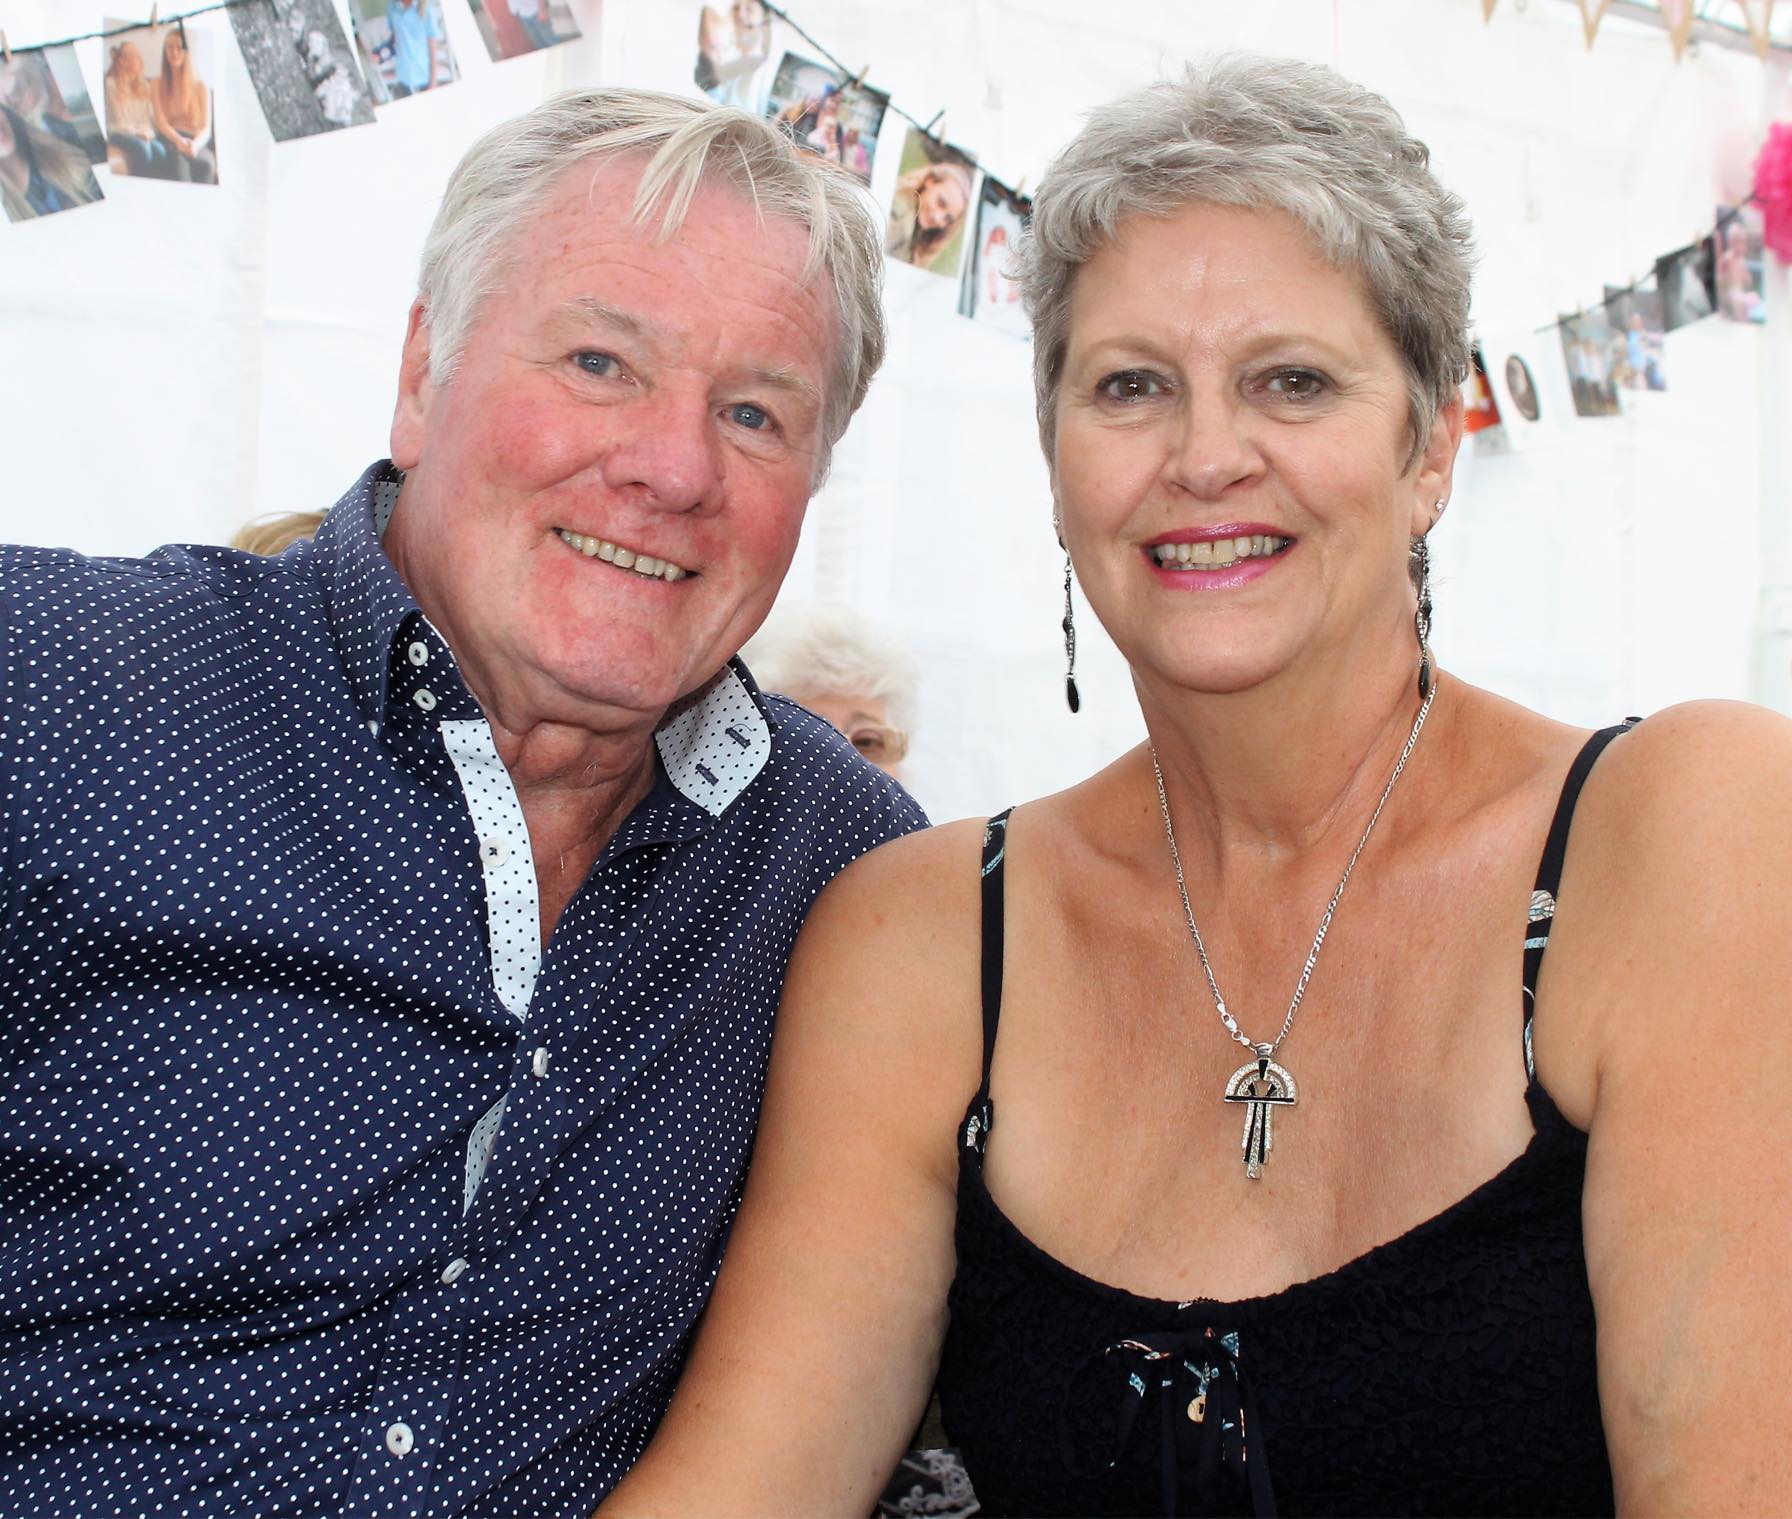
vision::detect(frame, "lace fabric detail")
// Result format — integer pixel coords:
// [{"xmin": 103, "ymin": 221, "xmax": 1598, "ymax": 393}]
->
[{"xmin": 874, "ymin": 1447, "xmax": 980, "ymax": 1518}]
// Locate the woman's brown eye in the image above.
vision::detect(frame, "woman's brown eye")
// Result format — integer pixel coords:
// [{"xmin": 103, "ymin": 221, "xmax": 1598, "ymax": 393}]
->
[
  {"xmin": 852, "ymin": 732, "xmax": 886, "ymax": 758},
  {"xmin": 1101, "ymin": 370, "xmax": 1159, "ymax": 402},
  {"xmin": 1268, "ymin": 370, "xmax": 1324, "ymax": 399}
]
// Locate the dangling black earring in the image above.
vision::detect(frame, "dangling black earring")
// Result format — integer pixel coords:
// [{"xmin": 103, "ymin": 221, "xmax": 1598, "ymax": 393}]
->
[
  {"xmin": 1412, "ymin": 534, "xmax": 1434, "ymax": 699},
  {"xmin": 1061, "ymin": 554, "xmax": 1081, "ymax": 714}
]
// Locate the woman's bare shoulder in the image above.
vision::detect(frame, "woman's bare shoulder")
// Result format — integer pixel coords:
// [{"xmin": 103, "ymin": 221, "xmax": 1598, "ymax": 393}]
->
[
  {"xmin": 1542, "ymin": 701, "xmax": 1792, "ymax": 1086},
  {"xmin": 803, "ymin": 814, "xmax": 992, "ymax": 934},
  {"xmin": 1576, "ymin": 699, "xmax": 1792, "ymax": 849}
]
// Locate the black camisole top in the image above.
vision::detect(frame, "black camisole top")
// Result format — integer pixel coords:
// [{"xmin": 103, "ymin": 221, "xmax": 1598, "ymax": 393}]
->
[{"xmin": 936, "ymin": 725, "xmax": 1632, "ymax": 1516}]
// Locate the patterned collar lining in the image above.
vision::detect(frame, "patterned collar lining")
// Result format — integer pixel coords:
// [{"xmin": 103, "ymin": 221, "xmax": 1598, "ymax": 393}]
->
[{"xmin": 321, "ymin": 462, "xmax": 771, "ymax": 819}]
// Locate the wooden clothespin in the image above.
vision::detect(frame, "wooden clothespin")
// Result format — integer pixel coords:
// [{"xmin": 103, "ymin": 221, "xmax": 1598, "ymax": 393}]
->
[
  {"xmin": 1013, "ymin": 175, "xmax": 1027, "ymax": 198},
  {"xmin": 149, "ymin": 3, "xmax": 160, "ymax": 26},
  {"xmin": 1, "ymin": 32, "xmax": 11, "ymax": 64},
  {"xmin": 923, "ymin": 109, "xmax": 944, "ymax": 140},
  {"xmin": 847, "ymin": 64, "xmax": 869, "ymax": 88}
]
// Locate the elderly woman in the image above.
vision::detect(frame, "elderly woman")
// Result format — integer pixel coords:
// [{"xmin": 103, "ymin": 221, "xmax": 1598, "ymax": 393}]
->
[
  {"xmin": 602, "ymin": 56, "xmax": 1791, "ymax": 1516},
  {"xmin": 743, "ymin": 604, "xmax": 918, "ymax": 779}
]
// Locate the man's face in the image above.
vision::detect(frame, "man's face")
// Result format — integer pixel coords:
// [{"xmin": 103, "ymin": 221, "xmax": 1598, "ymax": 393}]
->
[{"xmin": 388, "ymin": 156, "xmax": 837, "ymax": 735}]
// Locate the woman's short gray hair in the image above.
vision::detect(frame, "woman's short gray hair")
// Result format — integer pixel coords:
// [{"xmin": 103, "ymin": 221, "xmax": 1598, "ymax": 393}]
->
[
  {"xmin": 417, "ymin": 87, "xmax": 886, "ymax": 475},
  {"xmin": 1018, "ymin": 55, "xmax": 1474, "ymax": 468},
  {"xmin": 742, "ymin": 603, "xmax": 919, "ymax": 736}
]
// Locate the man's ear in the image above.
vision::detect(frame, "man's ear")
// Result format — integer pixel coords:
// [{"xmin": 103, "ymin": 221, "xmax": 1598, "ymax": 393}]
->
[
  {"xmin": 391, "ymin": 301, "xmax": 436, "ymax": 471},
  {"xmin": 1409, "ymin": 390, "xmax": 1465, "ymax": 538}
]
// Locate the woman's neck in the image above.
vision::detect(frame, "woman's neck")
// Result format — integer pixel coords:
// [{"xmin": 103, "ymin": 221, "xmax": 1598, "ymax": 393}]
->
[{"xmin": 1138, "ymin": 642, "xmax": 1435, "ymax": 869}]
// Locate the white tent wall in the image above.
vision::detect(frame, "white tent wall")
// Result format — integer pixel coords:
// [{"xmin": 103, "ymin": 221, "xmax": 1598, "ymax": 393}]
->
[{"xmin": 0, "ymin": 0, "xmax": 1786, "ymax": 822}]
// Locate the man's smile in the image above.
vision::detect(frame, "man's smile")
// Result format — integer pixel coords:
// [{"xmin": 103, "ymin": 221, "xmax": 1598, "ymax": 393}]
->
[{"xmin": 554, "ymin": 527, "xmax": 692, "ymax": 582}]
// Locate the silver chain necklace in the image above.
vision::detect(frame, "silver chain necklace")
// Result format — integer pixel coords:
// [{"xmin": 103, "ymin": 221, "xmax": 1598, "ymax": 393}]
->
[{"xmin": 1150, "ymin": 675, "xmax": 1438, "ymax": 1179}]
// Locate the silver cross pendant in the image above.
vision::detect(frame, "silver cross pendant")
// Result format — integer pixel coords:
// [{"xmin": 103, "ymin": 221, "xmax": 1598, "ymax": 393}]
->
[{"xmin": 1222, "ymin": 1050, "xmax": 1298, "ymax": 1179}]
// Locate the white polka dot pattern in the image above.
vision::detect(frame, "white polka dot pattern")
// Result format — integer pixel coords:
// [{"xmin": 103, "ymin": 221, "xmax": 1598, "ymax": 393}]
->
[{"xmin": 0, "ymin": 461, "xmax": 929, "ymax": 1518}]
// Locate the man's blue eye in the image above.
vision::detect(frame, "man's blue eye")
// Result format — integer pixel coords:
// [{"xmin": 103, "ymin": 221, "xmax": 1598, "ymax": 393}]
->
[
  {"xmin": 575, "ymin": 352, "xmax": 617, "ymax": 376},
  {"xmin": 730, "ymin": 403, "xmax": 771, "ymax": 431}
]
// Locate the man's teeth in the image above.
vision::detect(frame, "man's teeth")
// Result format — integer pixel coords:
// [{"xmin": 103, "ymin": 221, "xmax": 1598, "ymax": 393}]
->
[
  {"xmin": 556, "ymin": 529, "xmax": 688, "ymax": 581},
  {"xmin": 1150, "ymin": 534, "xmax": 1290, "ymax": 570}
]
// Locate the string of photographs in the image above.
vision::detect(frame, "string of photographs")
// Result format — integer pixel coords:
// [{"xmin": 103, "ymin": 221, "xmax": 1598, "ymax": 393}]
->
[
  {"xmin": 0, "ymin": 0, "xmax": 584, "ymax": 221},
  {"xmin": 1465, "ymin": 194, "xmax": 1774, "ymax": 451},
  {"xmin": 701, "ymin": 3, "xmax": 1031, "ymax": 334},
  {"xmin": 1, "ymin": 0, "xmax": 1777, "ymax": 384}
]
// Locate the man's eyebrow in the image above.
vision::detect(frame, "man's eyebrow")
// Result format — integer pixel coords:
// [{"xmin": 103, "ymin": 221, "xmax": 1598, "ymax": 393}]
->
[
  {"xmin": 552, "ymin": 297, "xmax": 654, "ymax": 339},
  {"xmin": 750, "ymin": 365, "xmax": 821, "ymax": 410}
]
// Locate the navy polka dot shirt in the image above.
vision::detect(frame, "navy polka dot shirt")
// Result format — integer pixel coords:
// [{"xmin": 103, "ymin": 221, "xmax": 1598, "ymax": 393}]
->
[{"xmin": 0, "ymin": 462, "xmax": 928, "ymax": 1517}]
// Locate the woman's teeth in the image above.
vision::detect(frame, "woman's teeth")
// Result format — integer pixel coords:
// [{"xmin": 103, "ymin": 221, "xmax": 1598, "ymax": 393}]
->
[
  {"xmin": 1150, "ymin": 534, "xmax": 1289, "ymax": 570},
  {"xmin": 556, "ymin": 529, "xmax": 688, "ymax": 582}
]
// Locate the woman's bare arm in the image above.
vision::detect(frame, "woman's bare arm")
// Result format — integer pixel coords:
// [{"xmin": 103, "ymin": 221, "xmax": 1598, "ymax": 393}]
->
[
  {"xmin": 1546, "ymin": 702, "xmax": 1792, "ymax": 1514},
  {"xmin": 601, "ymin": 819, "xmax": 988, "ymax": 1516}
]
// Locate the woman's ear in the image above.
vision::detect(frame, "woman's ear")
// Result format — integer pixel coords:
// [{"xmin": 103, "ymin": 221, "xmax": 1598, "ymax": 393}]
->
[{"xmin": 1410, "ymin": 391, "xmax": 1465, "ymax": 537}]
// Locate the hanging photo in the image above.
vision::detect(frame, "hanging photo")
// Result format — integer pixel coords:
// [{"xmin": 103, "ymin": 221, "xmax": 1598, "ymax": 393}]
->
[
  {"xmin": 959, "ymin": 176, "xmax": 1030, "ymax": 338},
  {"xmin": 1655, "ymin": 238, "xmax": 1716, "ymax": 330},
  {"xmin": 349, "ymin": 0, "xmax": 460, "ymax": 104},
  {"xmin": 1502, "ymin": 352, "xmax": 1541, "ymax": 422},
  {"xmin": 764, "ymin": 53, "xmax": 888, "ymax": 187},
  {"xmin": 102, "ymin": 20, "xmax": 220, "ymax": 182},
  {"xmin": 0, "ymin": 48, "xmax": 105, "ymax": 221},
  {"xmin": 694, "ymin": 0, "xmax": 773, "ymax": 112},
  {"xmin": 1715, "ymin": 204, "xmax": 1767, "ymax": 323},
  {"xmin": 1557, "ymin": 308, "xmax": 1622, "ymax": 418},
  {"xmin": 230, "ymin": 0, "xmax": 375, "ymax": 140},
  {"xmin": 468, "ymin": 0, "xmax": 583, "ymax": 63},
  {"xmin": 1462, "ymin": 346, "xmax": 1504, "ymax": 433},
  {"xmin": 0, "ymin": 44, "xmax": 106, "ymax": 166},
  {"xmin": 886, "ymin": 129, "xmax": 976, "ymax": 280},
  {"xmin": 1603, "ymin": 282, "xmax": 1667, "ymax": 391}
]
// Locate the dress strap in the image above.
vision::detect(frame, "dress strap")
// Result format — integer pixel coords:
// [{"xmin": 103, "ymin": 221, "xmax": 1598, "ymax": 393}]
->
[
  {"xmin": 977, "ymin": 811, "xmax": 1013, "ymax": 1099},
  {"xmin": 1522, "ymin": 719, "xmax": 1639, "ymax": 1078}
]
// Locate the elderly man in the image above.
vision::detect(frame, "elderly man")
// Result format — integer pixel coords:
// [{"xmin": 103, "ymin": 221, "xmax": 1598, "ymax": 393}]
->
[{"xmin": 0, "ymin": 90, "xmax": 923, "ymax": 1517}]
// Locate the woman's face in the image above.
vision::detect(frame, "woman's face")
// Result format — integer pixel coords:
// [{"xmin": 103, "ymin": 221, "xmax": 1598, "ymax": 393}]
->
[
  {"xmin": 116, "ymin": 44, "xmax": 143, "ymax": 81},
  {"xmin": 164, "ymin": 31, "xmax": 186, "ymax": 68},
  {"xmin": 1051, "ymin": 201, "xmax": 1458, "ymax": 701},
  {"xmin": 796, "ymin": 690, "xmax": 905, "ymax": 777},
  {"xmin": 917, "ymin": 171, "xmax": 966, "ymax": 233}
]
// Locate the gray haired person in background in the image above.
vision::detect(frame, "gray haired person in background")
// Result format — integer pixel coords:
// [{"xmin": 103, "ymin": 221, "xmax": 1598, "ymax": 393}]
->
[
  {"xmin": 604, "ymin": 54, "xmax": 1792, "ymax": 1516},
  {"xmin": 0, "ymin": 87, "xmax": 926, "ymax": 1517},
  {"xmin": 743, "ymin": 603, "xmax": 920, "ymax": 780}
]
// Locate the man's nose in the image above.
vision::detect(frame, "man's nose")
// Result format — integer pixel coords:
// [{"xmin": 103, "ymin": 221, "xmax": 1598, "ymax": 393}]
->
[{"xmin": 599, "ymin": 390, "xmax": 725, "ymax": 516}]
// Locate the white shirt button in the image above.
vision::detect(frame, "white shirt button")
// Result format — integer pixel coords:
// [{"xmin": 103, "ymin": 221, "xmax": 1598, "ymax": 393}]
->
[
  {"xmin": 480, "ymin": 837, "xmax": 508, "ymax": 867},
  {"xmin": 440, "ymin": 1257, "xmax": 469, "ymax": 1285},
  {"xmin": 407, "ymin": 641, "xmax": 429, "ymax": 667},
  {"xmin": 412, "ymin": 688, "xmax": 437, "ymax": 713},
  {"xmin": 531, "ymin": 1046, "xmax": 551, "ymax": 1078},
  {"xmin": 385, "ymin": 1421, "xmax": 415, "ymax": 1457}
]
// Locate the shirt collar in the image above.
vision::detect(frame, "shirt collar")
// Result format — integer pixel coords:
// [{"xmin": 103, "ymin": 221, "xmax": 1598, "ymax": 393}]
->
[{"xmin": 316, "ymin": 461, "xmax": 772, "ymax": 817}]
